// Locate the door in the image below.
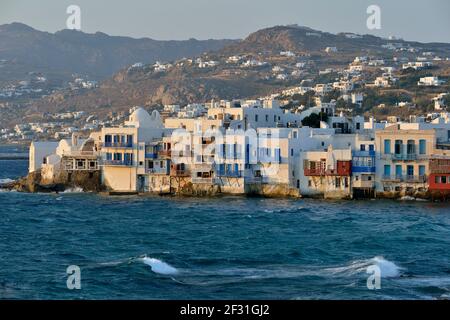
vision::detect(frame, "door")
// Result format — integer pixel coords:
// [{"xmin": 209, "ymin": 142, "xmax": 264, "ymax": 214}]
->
[
  {"xmin": 384, "ymin": 165, "xmax": 391, "ymax": 177},
  {"xmin": 407, "ymin": 165, "xmax": 414, "ymax": 177},
  {"xmin": 395, "ymin": 165, "xmax": 402, "ymax": 178},
  {"xmin": 137, "ymin": 175, "xmax": 146, "ymax": 193},
  {"xmin": 419, "ymin": 165, "xmax": 425, "ymax": 177}
]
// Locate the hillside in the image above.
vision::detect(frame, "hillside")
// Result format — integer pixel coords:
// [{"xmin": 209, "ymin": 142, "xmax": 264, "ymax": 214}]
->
[
  {"xmin": 0, "ymin": 22, "xmax": 235, "ymax": 82},
  {"xmin": 2, "ymin": 24, "xmax": 450, "ymax": 127}
]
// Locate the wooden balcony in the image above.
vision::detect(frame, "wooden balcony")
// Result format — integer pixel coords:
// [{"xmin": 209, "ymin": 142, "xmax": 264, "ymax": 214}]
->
[
  {"xmin": 158, "ymin": 150, "xmax": 172, "ymax": 158},
  {"xmin": 429, "ymin": 158, "xmax": 450, "ymax": 174}
]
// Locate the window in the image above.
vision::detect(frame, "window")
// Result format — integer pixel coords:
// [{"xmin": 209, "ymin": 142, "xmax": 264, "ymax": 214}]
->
[
  {"xmin": 335, "ymin": 177, "xmax": 340, "ymax": 188},
  {"xmin": 419, "ymin": 139, "xmax": 426, "ymax": 154},
  {"xmin": 124, "ymin": 153, "xmax": 132, "ymax": 164},
  {"xmin": 265, "ymin": 115, "xmax": 269, "ymax": 122},
  {"xmin": 442, "ymin": 176, "xmax": 447, "ymax": 184},
  {"xmin": 384, "ymin": 139, "xmax": 391, "ymax": 154},
  {"xmin": 419, "ymin": 165, "xmax": 425, "ymax": 177},
  {"xmin": 274, "ymin": 148, "xmax": 281, "ymax": 163},
  {"xmin": 435, "ymin": 176, "xmax": 441, "ymax": 184},
  {"xmin": 407, "ymin": 140, "xmax": 415, "ymax": 155},
  {"xmin": 384, "ymin": 165, "xmax": 391, "ymax": 176},
  {"xmin": 290, "ymin": 149, "xmax": 294, "ymax": 156},
  {"xmin": 360, "ymin": 144, "xmax": 366, "ymax": 151},
  {"xmin": 394, "ymin": 140, "xmax": 402, "ymax": 154},
  {"xmin": 255, "ymin": 115, "xmax": 258, "ymax": 122}
]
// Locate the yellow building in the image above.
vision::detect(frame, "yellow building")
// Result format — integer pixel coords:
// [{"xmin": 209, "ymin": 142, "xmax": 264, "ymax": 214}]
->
[
  {"xmin": 101, "ymin": 107, "xmax": 165, "ymax": 192},
  {"xmin": 375, "ymin": 126, "xmax": 435, "ymax": 197}
]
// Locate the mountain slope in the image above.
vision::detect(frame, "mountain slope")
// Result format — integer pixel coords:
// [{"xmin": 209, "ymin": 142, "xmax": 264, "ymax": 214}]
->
[
  {"xmin": 5, "ymin": 25, "xmax": 450, "ymax": 125},
  {"xmin": 0, "ymin": 22, "xmax": 236, "ymax": 81}
]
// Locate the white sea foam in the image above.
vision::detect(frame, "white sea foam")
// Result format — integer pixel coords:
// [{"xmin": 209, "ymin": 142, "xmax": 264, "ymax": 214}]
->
[
  {"xmin": 371, "ymin": 256, "xmax": 401, "ymax": 278},
  {"xmin": 325, "ymin": 256, "xmax": 402, "ymax": 278},
  {"xmin": 0, "ymin": 178, "xmax": 14, "ymax": 185},
  {"xmin": 141, "ymin": 257, "xmax": 179, "ymax": 275},
  {"xmin": 62, "ymin": 187, "xmax": 84, "ymax": 193},
  {"xmin": 399, "ymin": 196, "xmax": 427, "ymax": 202}
]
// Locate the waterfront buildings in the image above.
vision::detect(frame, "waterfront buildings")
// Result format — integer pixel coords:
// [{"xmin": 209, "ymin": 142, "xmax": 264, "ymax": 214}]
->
[{"xmin": 29, "ymin": 99, "xmax": 450, "ymax": 199}]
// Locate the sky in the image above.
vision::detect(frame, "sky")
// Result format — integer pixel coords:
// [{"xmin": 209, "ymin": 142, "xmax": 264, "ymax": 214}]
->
[{"xmin": 0, "ymin": 0, "xmax": 449, "ymax": 43}]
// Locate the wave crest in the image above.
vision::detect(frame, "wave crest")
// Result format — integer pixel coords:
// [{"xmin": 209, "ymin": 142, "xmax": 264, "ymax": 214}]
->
[
  {"xmin": 141, "ymin": 257, "xmax": 179, "ymax": 275},
  {"xmin": 325, "ymin": 256, "xmax": 402, "ymax": 278}
]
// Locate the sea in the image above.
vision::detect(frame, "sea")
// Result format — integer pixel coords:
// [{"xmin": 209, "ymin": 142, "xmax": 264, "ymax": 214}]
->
[{"xmin": 1, "ymin": 145, "xmax": 450, "ymax": 300}]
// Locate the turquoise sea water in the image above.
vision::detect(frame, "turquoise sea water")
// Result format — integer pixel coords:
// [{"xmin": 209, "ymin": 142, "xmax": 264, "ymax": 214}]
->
[{"xmin": 1, "ymin": 147, "xmax": 450, "ymax": 300}]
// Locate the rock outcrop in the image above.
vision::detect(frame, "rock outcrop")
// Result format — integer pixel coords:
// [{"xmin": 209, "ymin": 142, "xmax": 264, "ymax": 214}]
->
[{"xmin": 4, "ymin": 169, "xmax": 103, "ymax": 193}]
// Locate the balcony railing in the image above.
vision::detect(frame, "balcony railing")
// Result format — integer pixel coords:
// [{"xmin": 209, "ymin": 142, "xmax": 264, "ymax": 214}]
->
[
  {"xmin": 353, "ymin": 150, "xmax": 375, "ymax": 157},
  {"xmin": 382, "ymin": 175, "xmax": 402, "ymax": 181},
  {"xmin": 382, "ymin": 175, "xmax": 427, "ymax": 183},
  {"xmin": 404, "ymin": 175, "xmax": 427, "ymax": 183},
  {"xmin": 304, "ymin": 168, "xmax": 326, "ymax": 176},
  {"xmin": 352, "ymin": 166, "xmax": 376, "ymax": 173},
  {"xmin": 158, "ymin": 150, "xmax": 172, "ymax": 158},
  {"xmin": 170, "ymin": 169, "xmax": 189, "ymax": 177},
  {"xmin": 392, "ymin": 153, "xmax": 417, "ymax": 161},
  {"xmin": 62, "ymin": 151, "xmax": 98, "ymax": 158},
  {"xmin": 430, "ymin": 165, "xmax": 450, "ymax": 174},
  {"xmin": 147, "ymin": 168, "xmax": 169, "ymax": 175},
  {"xmin": 429, "ymin": 159, "xmax": 450, "ymax": 174},
  {"xmin": 192, "ymin": 177, "xmax": 218, "ymax": 184},
  {"xmin": 145, "ymin": 153, "xmax": 158, "ymax": 159},
  {"xmin": 216, "ymin": 171, "xmax": 243, "ymax": 178},
  {"xmin": 103, "ymin": 160, "xmax": 133, "ymax": 166},
  {"xmin": 103, "ymin": 142, "xmax": 133, "ymax": 148},
  {"xmin": 244, "ymin": 176, "xmax": 263, "ymax": 184}
]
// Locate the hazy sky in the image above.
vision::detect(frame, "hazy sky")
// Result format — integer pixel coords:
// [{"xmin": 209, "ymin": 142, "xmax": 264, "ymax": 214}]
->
[{"xmin": 1, "ymin": 0, "xmax": 449, "ymax": 42}]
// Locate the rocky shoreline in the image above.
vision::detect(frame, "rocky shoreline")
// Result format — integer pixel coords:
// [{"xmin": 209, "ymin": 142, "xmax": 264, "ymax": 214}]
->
[
  {"xmin": 0, "ymin": 170, "xmax": 103, "ymax": 193},
  {"xmin": 1, "ymin": 172, "xmax": 448, "ymax": 202}
]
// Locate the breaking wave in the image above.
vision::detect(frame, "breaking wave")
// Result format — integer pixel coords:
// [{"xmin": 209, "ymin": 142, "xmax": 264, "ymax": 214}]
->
[
  {"xmin": 140, "ymin": 257, "xmax": 179, "ymax": 275},
  {"xmin": 0, "ymin": 178, "xmax": 14, "ymax": 185},
  {"xmin": 325, "ymin": 256, "xmax": 402, "ymax": 278},
  {"xmin": 399, "ymin": 196, "xmax": 427, "ymax": 202},
  {"xmin": 62, "ymin": 187, "xmax": 84, "ymax": 193}
]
